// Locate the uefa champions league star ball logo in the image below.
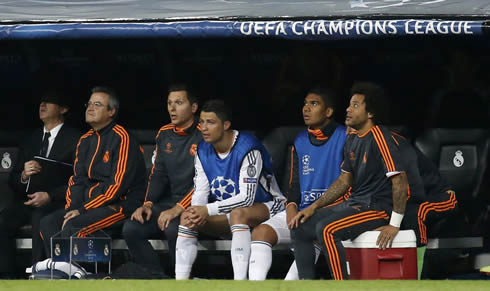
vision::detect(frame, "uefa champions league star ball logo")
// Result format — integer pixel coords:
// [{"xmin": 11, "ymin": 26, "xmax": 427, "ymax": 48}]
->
[
  {"xmin": 302, "ymin": 154, "xmax": 310, "ymax": 165},
  {"xmin": 302, "ymin": 154, "xmax": 314, "ymax": 175},
  {"xmin": 210, "ymin": 176, "xmax": 237, "ymax": 200}
]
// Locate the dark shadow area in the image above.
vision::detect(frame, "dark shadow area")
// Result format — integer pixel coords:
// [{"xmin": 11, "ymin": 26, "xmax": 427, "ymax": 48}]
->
[{"xmin": 0, "ymin": 35, "xmax": 488, "ymax": 134}]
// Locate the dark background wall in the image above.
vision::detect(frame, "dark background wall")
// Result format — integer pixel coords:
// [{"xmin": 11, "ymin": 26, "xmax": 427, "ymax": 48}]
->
[{"xmin": 0, "ymin": 35, "xmax": 489, "ymax": 137}]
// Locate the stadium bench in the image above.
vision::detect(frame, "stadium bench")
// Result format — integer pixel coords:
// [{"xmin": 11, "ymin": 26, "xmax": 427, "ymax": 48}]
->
[{"xmin": 6, "ymin": 126, "xmax": 489, "ymax": 276}]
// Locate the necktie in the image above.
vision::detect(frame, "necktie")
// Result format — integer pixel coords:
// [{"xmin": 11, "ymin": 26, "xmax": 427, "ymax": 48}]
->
[{"xmin": 40, "ymin": 132, "xmax": 51, "ymax": 157}]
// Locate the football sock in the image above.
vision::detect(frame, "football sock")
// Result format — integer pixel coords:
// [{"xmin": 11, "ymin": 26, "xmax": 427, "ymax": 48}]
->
[
  {"xmin": 248, "ymin": 241, "xmax": 272, "ymax": 280},
  {"xmin": 175, "ymin": 225, "xmax": 198, "ymax": 280},
  {"xmin": 230, "ymin": 224, "xmax": 251, "ymax": 280}
]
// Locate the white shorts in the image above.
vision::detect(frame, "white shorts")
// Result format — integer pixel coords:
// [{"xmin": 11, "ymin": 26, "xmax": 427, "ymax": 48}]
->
[
  {"xmin": 225, "ymin": 200, "xmax": 286, "ymax": 223},
  {"xmin": 262, "ymin": 211, "xmax": 291, "ymax": 245}
]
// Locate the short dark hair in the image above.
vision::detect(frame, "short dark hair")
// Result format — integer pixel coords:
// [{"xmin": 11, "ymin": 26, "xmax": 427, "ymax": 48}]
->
[
  {"xmin": 168, "ymin": 83, "xmax": 198, "ymax": 105},
  {"xmin": 307, "ymin": 87, "xmax": 338, "ymax": 110},
  {"xmin": 350, "ymin": 82, "xmax": 389, "ymax": 124},
  {"xmin": 91, "ymin": 86, "xmax": 119, "ymax": 118},
  {"xmin": 201, "ymin": 99, "xmax": 232, "ymax": 123}
]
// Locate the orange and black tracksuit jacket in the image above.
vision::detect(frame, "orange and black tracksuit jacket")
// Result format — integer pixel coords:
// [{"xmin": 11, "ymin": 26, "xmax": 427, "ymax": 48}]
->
[
  {"xmin": 320, "ymin": 125, "xmax": 406, "ymax": 280},
  {"xmin": 65, "ymin": 122, "xmax": 147, "ymax": 217},
  {"xmin": 142, "ymin": 120, "xmax": 202, "ymax": 212}
]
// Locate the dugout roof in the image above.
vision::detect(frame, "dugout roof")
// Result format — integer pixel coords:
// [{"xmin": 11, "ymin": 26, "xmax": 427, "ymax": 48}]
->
[{"xmin": 0, "ymin": 0, "xmax": 489, "ymax": 40}]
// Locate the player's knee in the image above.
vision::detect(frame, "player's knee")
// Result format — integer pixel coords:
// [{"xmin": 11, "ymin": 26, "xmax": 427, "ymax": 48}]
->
[
  {"xmin": 39, "ymin": 213, "xmax": 55, "ymax": 232},
  {"xmin": 63, "ymin": 219, "xmax": 75, "ymax": 232},
  {"xmin": 122, "ymin": 220, "xmax": 140, "ymax": 238},
  {"xmin": 290, "ymin": 227, "xmax": 302, "ymax": 241},
  {"xmin": 315, "ymin": 222, "xmax": 333, "ymax": 241},
  {"xmin": 251, "ymin": 224, "xmax": 277, "ymax": 245},
  {"xmin": 229, "ymin": 207, "xmax": 250, "ymax": 225},
  {"xmin": 164, "ymin": 219, "xmax": 179, "ymax": 238},
  {"xmin": 179, "ymin": 213, "xmax": 194, "ymax": 228}
]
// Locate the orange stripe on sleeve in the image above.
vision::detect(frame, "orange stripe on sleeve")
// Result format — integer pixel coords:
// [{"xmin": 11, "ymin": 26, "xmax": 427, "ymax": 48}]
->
[
  {"xmin": 372, "ymin": 126, "xmax": 395, "ymax": 171},
  {"xmin": 177, "ymin": 189, "xmax": 194, "ymax": 209},
  {"xmin": 372, "ymin": 126, "xmax": 396, "ymax": 172}
]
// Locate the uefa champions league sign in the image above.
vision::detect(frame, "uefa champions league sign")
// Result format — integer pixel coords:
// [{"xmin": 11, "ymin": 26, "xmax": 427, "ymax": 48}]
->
[
  {"xmin": 0, "ymin": 20, "xmax": 484, "ymax": 40},
  {"xmin": 238, "ymin": 20, "xmax": 482, "ymax": 39}
]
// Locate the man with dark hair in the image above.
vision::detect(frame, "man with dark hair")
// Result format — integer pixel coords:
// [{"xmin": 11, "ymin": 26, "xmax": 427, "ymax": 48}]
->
[
  {"xmin": 122, "ymin": 84, "xmax": 201, "ymax": 278},
  {"xmin": 39, "ymin": 86, "xmax": 147, "ymax": 258},
  {"xmin": 248, "ymin": 88, "xmax": 347, "ymax": 280},
  {"xmin": 290, "ymin": 82, "xmax": 409, "ymax": 280},
  {"xmin": 0, "ymin": 91, "xmax": 81, "ymax": 278},
  {"xmin": 175, "ymin": 99, "xmax": 286, "ymax": 280}
]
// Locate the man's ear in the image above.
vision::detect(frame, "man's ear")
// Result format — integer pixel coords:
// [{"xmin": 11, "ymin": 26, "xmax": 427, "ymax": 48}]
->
[
  {"xmin": 367, "ymin": 112, "xmax": 374, "ymax": 119},
  {"xmin": 60, "ymin": 107, "xmax": 69, "ymax": 115},
  {"xmin": 325, "ymin": 107, "xmax": 334, "ymax": 119},
  {"xmin": 191, "ymin": 103, "xmax": 198, "ymax": 114},
  {"xmin": 108, "ymin": 108, "xmax": 116, "ymax": 118},
  {"xmin": 224, "ymin": 120, "xmax": 231, "ymax": 131}
]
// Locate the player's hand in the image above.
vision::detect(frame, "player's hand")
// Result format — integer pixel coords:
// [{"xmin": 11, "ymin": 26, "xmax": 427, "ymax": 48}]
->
[
  {"xmin": 285, "ymin": 204, "xmax": 298, "ymax": 226},
  {"xmin": 375, "ymin": 225, "xmax": 399, "ymax": 250},
  {"xmin": 22, "ymin": 160, "xmax": 41, "ymax": 180},
  {"xmin": 131, "ymin": 206, "xmax": 152, "ymax": 224},
  {"xmin": 288, "ymin": 206, "xmax": 316, "ymax": 229},
  {"xmin": 158, "ymin": 206, "xmax": 183, "ymax": 231},
  {"xmin": 24, "ymin": 192, "xmax": 51, "ymax": 207},
  {"xmin": 187, "ymin": 206, "xmax": 208, "ymax": 226},
  {"xmin": 62, "ymin": 210, "xmax": 80, "ymax": 229}
]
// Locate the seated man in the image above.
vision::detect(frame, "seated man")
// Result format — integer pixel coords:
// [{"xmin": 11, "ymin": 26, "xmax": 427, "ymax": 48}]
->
[
  {"xmin": 122, "ymin": 84, "xmax": 202, "ymax": 277},
  {"xmin": 290, "ymin": 82, "xmax": 410, "ymax": 280},
  {"xmin": 0, "ymin": 91, "xmax": 80, "ymax": 278},
  {"xmin": 40, "ymin": 86, "xmax": 147, "ymax": 257},
  {"xmin": 175, "ymin": 99, "xmax": 286, "ymax": 280},
  {"xmin": 402, "ymin": 145, "xmax": 457, "ymax": 241},
  {"xmin": 248, "ymin": 88, "xmax": 347, "ymax": 280}
]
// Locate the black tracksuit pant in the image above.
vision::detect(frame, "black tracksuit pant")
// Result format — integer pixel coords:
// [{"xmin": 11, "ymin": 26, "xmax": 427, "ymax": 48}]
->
[
  {"xmin": 122, "ymin": 207, "xmax": 179, "ymax": 278},
  {"xmin": 40, "ymin": 206, "xmax": 127, "ymax": 257},
  {"xmin": 0, "ymin": 202, "xmax": 60, "ymax": 276},
  {"xmin": 291, "ymin": 202, "xmax": 389, "ymax": 280}
]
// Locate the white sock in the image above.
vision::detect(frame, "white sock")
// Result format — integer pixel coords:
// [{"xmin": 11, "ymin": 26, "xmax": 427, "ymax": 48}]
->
[
  {"xmin": 175, "ymin": 225, "xmax": 198, "ymax": 280},
  {"xmin": 284, "ymin": 260, "xmax": 299, "ymax": 280},
  {"xmin": 248, "ymin": 241, "xmax": 272, "ymax": 281},
  {"xmin": 284, "ymin": 243, "xmax": 321, "ymax": 280},
  {"xmin": 230, "ymin": 224, "xmax": 251, "ymax": 280}
]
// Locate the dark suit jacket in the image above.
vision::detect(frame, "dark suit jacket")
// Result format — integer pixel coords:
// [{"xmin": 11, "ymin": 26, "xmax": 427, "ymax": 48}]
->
[{"xmin": 8, "ymin": 124, "xmax": 81, "ymax": 205}]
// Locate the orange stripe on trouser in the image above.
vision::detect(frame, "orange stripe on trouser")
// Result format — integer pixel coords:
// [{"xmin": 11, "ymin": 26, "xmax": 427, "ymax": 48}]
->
[
  {"xmin": 323, "ymin": 211, "xmax": 389, "ymax": 280},
  {"xmin": 417, "ymin": 192, "xmax": 457, "ymax": 244},
  {"xmin": 418, "ymin": 192, "xmax": 457, "ymax": 244},
  {"xmin": 77, "ymin": 209, "xmax": 125, "ymax": 238}
]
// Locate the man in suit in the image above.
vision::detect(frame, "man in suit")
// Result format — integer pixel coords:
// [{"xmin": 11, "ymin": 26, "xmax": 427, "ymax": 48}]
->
[{"xmin": 0, "ymin": 91, "xmax": 80, "ymax": 278}]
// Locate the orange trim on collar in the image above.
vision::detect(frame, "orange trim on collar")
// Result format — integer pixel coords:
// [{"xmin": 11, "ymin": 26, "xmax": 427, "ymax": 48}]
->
[{"xmin": 308, "ymin": 128, "xmax": 328, "ymax": 140}]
